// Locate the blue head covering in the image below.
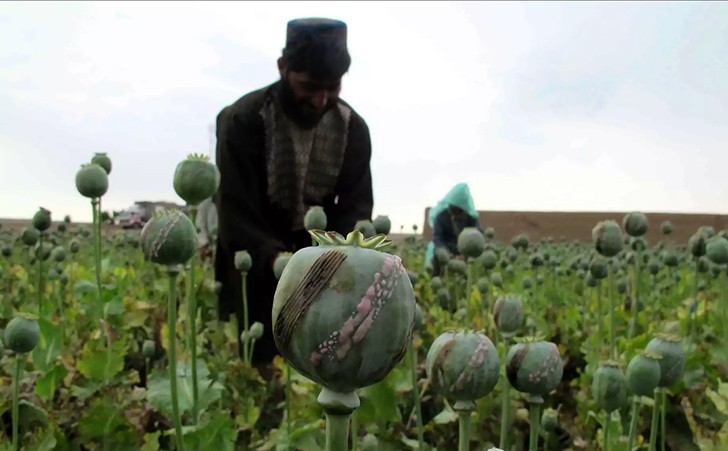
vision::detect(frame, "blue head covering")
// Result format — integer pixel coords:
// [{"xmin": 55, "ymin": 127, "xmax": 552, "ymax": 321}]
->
[{"xmin": 425, "ymin": 183, "xmax": 479, "ymax": 266}]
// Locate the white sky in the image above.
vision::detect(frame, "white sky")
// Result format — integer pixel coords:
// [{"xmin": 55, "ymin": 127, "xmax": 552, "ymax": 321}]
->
[{"xmin": 2, "ymin": 1, "xmax": 727, "ymax": 231}]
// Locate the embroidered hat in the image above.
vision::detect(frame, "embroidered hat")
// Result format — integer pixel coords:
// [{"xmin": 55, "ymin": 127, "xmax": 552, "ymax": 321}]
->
[{"xmin": 285, "ymin": 18, "xmax": 348, "ymax": 49}]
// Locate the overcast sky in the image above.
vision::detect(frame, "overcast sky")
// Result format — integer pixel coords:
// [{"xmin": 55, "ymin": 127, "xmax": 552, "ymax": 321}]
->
[{"xmin": 2, "ymin": 1, "xmax": 727, "ymax": 231}]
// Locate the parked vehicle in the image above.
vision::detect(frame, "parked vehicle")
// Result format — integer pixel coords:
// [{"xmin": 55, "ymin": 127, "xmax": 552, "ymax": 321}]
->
[{"xmin": 116, "ymin": 201, "xmax": 186, "ymax": 229}]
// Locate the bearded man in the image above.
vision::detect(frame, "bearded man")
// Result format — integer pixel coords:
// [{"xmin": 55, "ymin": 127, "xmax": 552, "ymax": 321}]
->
[{"xmin": 213, "ymin": 18, "xmax": 374, "ymax": 367}]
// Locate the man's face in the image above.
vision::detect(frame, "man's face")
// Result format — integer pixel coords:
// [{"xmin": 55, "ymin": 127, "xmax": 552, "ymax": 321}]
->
[
  {"xmin": 279, "ymin": 67, "xmax": 342, "ymax": 127},
  {"xmin": 449, "ymin": 205, "xmax": 466, "ymax": 221}
]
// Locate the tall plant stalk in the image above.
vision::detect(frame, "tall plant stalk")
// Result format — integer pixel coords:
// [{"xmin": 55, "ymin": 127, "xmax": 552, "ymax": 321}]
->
[
  {"xmin": 499, "ymin": 335, "xmax": 512, "ymax": 450},
  {"xmin": 12, "ymin": 356, "xmax": 21, "ymax": 451},
  {"xmin": 167, "ymin": 266, "xmax": 185, "ymax": 451},
  {"xmin": 186, "ymin": 206, "xmax": 200, "ymax": 424},
  {"xmin": 608, "ymin": 263, "xmax": 617, "ymax": 360},
  {"xmin": 409, "ymin": 339, "xmax": 424, "ymax": 450}
]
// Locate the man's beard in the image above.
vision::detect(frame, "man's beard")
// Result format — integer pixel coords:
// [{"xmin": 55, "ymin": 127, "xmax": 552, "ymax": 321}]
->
[{"xmin": 278, "ymin": 76, "xmax": 333, "ymax": 129}]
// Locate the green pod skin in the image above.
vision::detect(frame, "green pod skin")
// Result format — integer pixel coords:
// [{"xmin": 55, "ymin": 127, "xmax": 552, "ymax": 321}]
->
[
  {"xmin": 69, "ymin": 239, "xmax": 81, "ymax": 254},
  {"xmin": 631, "ymin": 237, "xmax": 648, "ymax": 252},
  {"xmin": 477, "ymin": 277, "xmax": 489, "ymax": 293},
  {"xmin": 626, "ymin": 351, "xmax": 661, "ymax": 397},
  {"xmin": 530, "ymin": 253, "xmax": 544, "ymax": 268},
  {"xmin": 172, "ymin": 155, "xmax": 221, "ymax": 206},
  {"xmin": 91, "ymin": 152, "xmax": 112, "ymax": 174},
  {"xmin": 272, "ymin": 231, "xmax": 416, "ymax": 394},
  {"xmin": 491, "ymin": 273, "xmax": 503, "ymax": 288},
  {"xmin": 63, "ymin": 215, "xmax": 71, "ymax": 224},
  {"xmin": 661, "ymin": 221, "xmax": 673, "ymax": 236},
  {"xmin": 616, "ymin": 278, "xmax": 628, "ymax": 295},
  {"xmin": 541, "ymin": 407, "xmax": 559, "ymax": 432},
  {"xmin": 425, "ymin": 331, "xmax": 500, "ymax": 402},
  {"xmin": 457, "ymin": 227, "xmax": 485, "ymax": 259},
  {"xmin": 522, "ymin": 277, "xmax": 533, "ymax": 290},
  {"xmin": 273, "ymin": 253, "xmax": 293, "ymax": 280},
  {"xmin": 506, "ymin": 340, "xmax": 564, "ymax": 396},
  {"xmin": 355, "ymin": 220, "xmax": 377, "ymax": 238},
  {"xmin": 435, "ymin": 247, "xmax": 451, "ymax": 265},
  {"xmin": 592, "ymin": 361, "xmax": 627, "ymax": 413},
  {"xmin": 33, "ymin": 242, "xmax": 52, "ymax": 261},
  {"xmin": 51, "ymin": 247, "xmax": 66, "ymax": 263},
  {"xmin": 75, "ymin": 164, "xmax": 109, "ymax": 199},
  {"xmin": 431, "ymin": 277, "xmax": 443, "ymax": 290},
  {"xmin": 32, "ymin": 208, "xmax": 52, "ymax": 232},
  {"xmin": 698, "ymin": 257, "xmax": 710, "ymax": 274},
  {"xmin": 4, "ymin": 314, "xmax": 40, "ymax": 354},
  {"xmin": 140, "ymin": 210, "xmax": 198, "ymax": 266},
  {"xmin": 512, "ymin": 234, "xmax": 530, "ymax": 251},
  {"xmin": 648, "ymin": 259, "xmax": 661, "ymax": 276},
  {"xmin": 705, "ymin": 236, "xmax": 728, "ymax": 265},
  {"xmin": 645, "ymin": 334, "xmax": 685, "ymax": 387},
  {"xmin": 623, "ymin": 212, "xmax": 648, "ymax": 237},
  {"xmin": 437, "ymin": 287, "xmax": 451, "ymax": 310},
  {"xmin": 494, "ymin": 294, "xmax": 524, "ymax": 336},
  {"xmin": 507, "ymin": 247, "xmax": 518, "ymax": 262},
  {"xmin": 234, "ymin": 250, "xmax": 252, "ymax": 273},
  {"xmin": 21, "ymin": 227, "xmax": 40, "ymax": 246},
  {"xmin": 688, "ymin": 233, "xmax": 708, "ymax": 258},
  {"xmin": 142, "ymin": 340, "xmax": 156, "ymax": 359},
  {"xmin": 249, "ymin": 322, "xmax": 264, "ymax": 340},
  {"xmin": 698, "ymin": 226, "xmax": 715, "ymax": 238},
  {"xmin": 304, "ymin": 206, "xmax": 328, "ymax": 230},
  {"xmin": 484, "ymin": 227, "xmax": 495, "ymax": 240},
  {"xmin": 662, "ymin": 251, "xmax": 678, "ymax": 268},
  {"xmin": 2, "ymin": 246, "xmax": 11, "ymax": 257},
  {"xmin": 372, "ymin": 215, "xmax": 391, "ymax": 235},
  {"xmin": 448, "ymin": 259, "xmax": 468, "ymax": 276},
  {"xmin": 413, "ymin": 304, "xmax": 424, "ymax": 332},
  {"xmin": 589, "ymin": 257, "xmax": 608, "ymax": 280},
  {"xmin": 57, "ymin": 223, "xmax": 66, "ymax": 233},
  {"xmin": 592, "ymin": 220, "xmax": 624, "ymax": 258},
  {"xmin": 481, "ymin": 250, "xmax": 498, "ymax": 270}
]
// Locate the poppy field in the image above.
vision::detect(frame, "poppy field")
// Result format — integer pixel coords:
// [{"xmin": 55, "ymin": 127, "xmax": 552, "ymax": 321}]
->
[{"xmin": 0, "ymin": 153, "xmax": 727, "ymax": 451}]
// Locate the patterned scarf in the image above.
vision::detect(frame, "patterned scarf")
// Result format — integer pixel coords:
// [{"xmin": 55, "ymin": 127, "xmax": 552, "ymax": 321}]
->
[{"xmin": 260, "ymin": 89, "xmax": 351, "ymax": 231}]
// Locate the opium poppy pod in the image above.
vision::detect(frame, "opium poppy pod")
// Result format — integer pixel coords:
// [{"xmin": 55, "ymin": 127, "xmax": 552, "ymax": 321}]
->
[
  {"xmin": 91, "ymin": 152, "xmax": 112, "ymax": 174},
  {"xmin": 706, "ymin": 236, "xmax": 728, "ymax": 265},
  {"xmin": 75, "ymin": 163, "xmax": 109, "ymax": 199},
  {"xmin": 506, "ymin": 340, "xmax": 564, "ymax": 397},
  {"xmin": 355, "ymin": 220, "xmax": 377, "ymax": 238},
  {"xmin": 272, "ymin": 230, "xmax": 416, "ymax": 394},
  {"xmin": 425, "ymin": 330, "xmax": 500, "ymax": 404},
  {"xmin": 626, "ymin": 351, "xmax": 661, "ymax": 397},
  {"xmin": 457, "ymin": 227, "xmax": 485, "ymax": 259},
  {"xmin": 21, "ymin": 227, "xmax": 39, "ymax": 246},
  {"xmin": 494, "ymin": 294, "xmax": 523, "ymax": 337},
  {"xmin": 645, "ymin": 334, "xmax": 685, "ymax": 387},
  {"xmin": 173, "ymin": 154, "xmax": 221, "ymax": 206},
  {"xmin": 592, "ymin": 220, "xmax": 623, "ymax": 258},
  {"xmin": 140, "ymin": 210, "xmax": 198, "ymax": 266},
  {"xmin": 592, "ymin": 360, "xmax": 627, "ymax": 413},
  {"xmin": 373, "ymin": 215, "xmax": 392, "ymax": 235},
  {"xmin": 304, "ymin": 206, "xmax": 327, "ymax": 231},
  {"xmin": 4, "ymin": 313, "xmax": 40, "ymax": 354},
  {"xmin": 32, "ymin": 208, "xmax": 52, "ymax": 232},
  {"xmin": 623, "ymin": 212, "xmax": 648, "ymax": 238}
]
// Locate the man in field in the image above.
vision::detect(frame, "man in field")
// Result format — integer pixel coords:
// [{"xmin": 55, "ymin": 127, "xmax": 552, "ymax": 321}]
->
[{"xmin": 213, "ymin": 18, "xmax": 374, "ymax": 368}]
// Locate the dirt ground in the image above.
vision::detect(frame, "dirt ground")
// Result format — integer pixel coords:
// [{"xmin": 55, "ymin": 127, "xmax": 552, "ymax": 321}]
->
[{"xmin": 420, "ymin": 209, "xmax": 728, "ymax": 245}]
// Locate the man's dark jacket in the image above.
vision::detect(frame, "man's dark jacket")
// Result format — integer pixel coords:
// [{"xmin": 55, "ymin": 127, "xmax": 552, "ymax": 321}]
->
[{"xmin": 213, "ymin": 81, "xmax": 374, "ymax": 363}]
